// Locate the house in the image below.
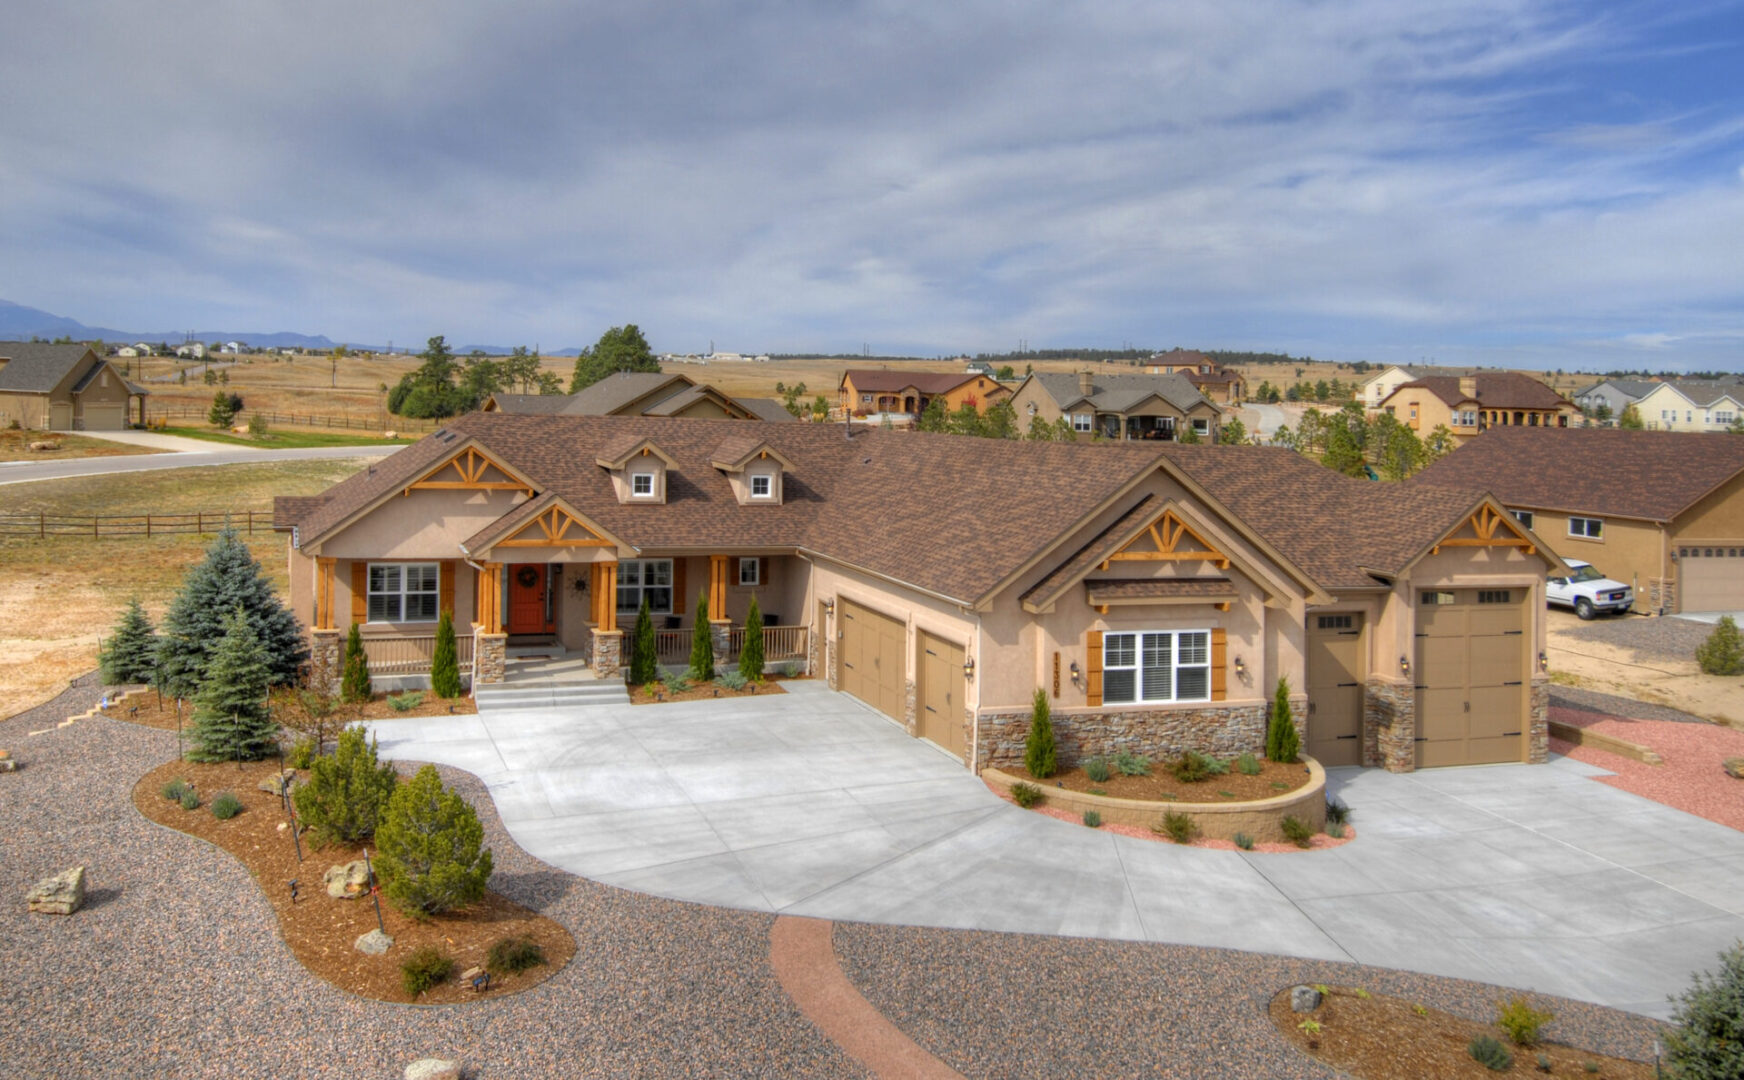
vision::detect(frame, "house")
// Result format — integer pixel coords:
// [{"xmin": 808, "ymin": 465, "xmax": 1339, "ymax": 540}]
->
[
  {"xmin": 1570, "ymin": 379, "xmax": 1657, "ymax": 421},
  {"xmin": 1375, "ymin": 373, "xmax": 1577, "ymax": 444},
  {"xmin": 836, "ymin": 369, "xmax": 1010, "ymax": 419},
  {"xmin": 1007, "ymin": 371, "xmax": 1222, "ymax": 441},
  {"xmin": 1634, "ymin": 380, "xmax": 1744, "ymax": 432},
  {"xmin": 484, "ymin": 371, "xmax": 792, "ymax": 423},
  {"xmin": 0, "ymin": 342, "xmax": 148, "ymax": 430},
  {"xmin": 1358, "ymin": 365, "xmax": 1478, "ymax": 409},
  {"xmin": 274, "ymin": 413, "xmax": 1564, "ymax": 774},
  {"xmin": 1145, "ymin": 349, "xmax": 1246, "ymax": 405},
  {"xmin": 1413, "ymin": 427, "xmax": 1744, "ymax": 613},
  {"xmin": 115, "ymin": 346, "xmax": 140, "ymax": 358},
  {"xmin": 175, "ymin": 343, "xmax": 207, "ymax": 360}
]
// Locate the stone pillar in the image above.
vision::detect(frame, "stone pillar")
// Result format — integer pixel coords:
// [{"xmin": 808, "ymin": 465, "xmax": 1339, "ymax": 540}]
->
[
  {"xmin": 903, "ymin": 679, "xmax": 918, "ymax": 735},
  {"xmin": 807, "ymin": 627, "xmax": 820, "ymax": 678},
  {"xmin": 474, "ymin": 628, "xmax": 507, "ymax": 686},
  {"xmin": 307, "ymin": 629, "xmax": 343, "ymax": 696},
  {"xmin": 591, "ymin": 628, "xmax": 623, "ymax": 679},
  {"xmin": 1364, "ymin": 677, "xmax": 1416, "ymax": 773},
  {"xmin": 709, "ymin": 620, "xmax": 731, "ymax": 674},
  {"xmin": 1528, "ymin": 674, "xmax": 1550, "ymax": 764}
]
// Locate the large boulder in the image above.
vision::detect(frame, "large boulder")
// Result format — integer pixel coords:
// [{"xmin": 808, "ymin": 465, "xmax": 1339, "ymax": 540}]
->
[
  {"xmin": 404, "ymin": 1059, "xmax": 461, "ymax": 1080},
  {"xmin": 258, "ymin": 770, "xmax": 296, "ymax": 796},
  {"xmin": 355, "ymin": 929, "xmax": 394, "ymax": 955},
  {"xmin": 27, "ymin": 866, "xmax": 86, "ymax": 915},
  {"xmin": 324, "ymin": 859, "xmax": 372, "ymax": 899},
  {"xmin": 1724, "ymin": 757, "xmax": 1744, "ymax": 780}
]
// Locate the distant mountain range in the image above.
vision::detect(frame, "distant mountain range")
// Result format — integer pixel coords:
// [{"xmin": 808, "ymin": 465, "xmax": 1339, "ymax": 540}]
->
[{"xmin": 0, "ymin": 299, "xmax": 583, "ymax": 356}]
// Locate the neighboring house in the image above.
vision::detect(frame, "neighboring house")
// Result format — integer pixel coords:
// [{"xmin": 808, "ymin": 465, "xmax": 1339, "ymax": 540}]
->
[
  {"xmin": 275, "ymin": 414, "xmax": 1564, "ymax": 774},
  {"xmin": 1145, "ymin": 349, "xmax": 1246, "ymax": 405},
  {"xmin": 1635, "ymin": 381, "xmax": 1744, "ymax": 432},
  {"xmin": 1008, "ymin": 371, "xmax": 1222, "ymax": 441},
  {"xmin": 1375, "ymin": 373, "xmax": 1577, "ymax": 444},
  {"xmin": 0, "ymin": 342, "xmax": 148, "ymax": 430},
  {"xmin": 1570, "ymin": 379, "xmax": 1657, "ymax": 421},
  {"xmin": 837, "ymin": 370, "xmax": 1010, "ymax": 419},
  {"xmin": 1358, "ymin": 365, "xmax": 1475, "ymax": 409},
  {"xmin": 484, "ymin": 371, "xmax": 791, "ymax": 423},
  {"xmin": 115, "ymin": 346, "xmax": 139, "ymax": 358},
  {"xmin": 1414, "ymin": 427, "xmax": 1744, "ymax": 614},
  {"xmin": 175, "ymin": 343, "xmax": 207, "ymax": 359}
]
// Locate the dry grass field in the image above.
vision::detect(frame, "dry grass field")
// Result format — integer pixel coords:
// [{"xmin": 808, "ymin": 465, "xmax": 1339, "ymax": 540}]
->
[
  {"xmin": 0, "ymin": 458, "xmax": 373, "ymax": 720},
  {"xmin": 0, "ymin": 429, "xmax": 161, "ymax": 463}
]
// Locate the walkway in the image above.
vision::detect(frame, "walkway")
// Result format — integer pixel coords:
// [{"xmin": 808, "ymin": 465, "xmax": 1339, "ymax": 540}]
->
[
  {"xmin": 0, "ymin": 442, "xmax": 388, "ymax": 485},
  {"xmin": 366, "ymin": 681, "xmax": 1744, "ymax": 1019}
]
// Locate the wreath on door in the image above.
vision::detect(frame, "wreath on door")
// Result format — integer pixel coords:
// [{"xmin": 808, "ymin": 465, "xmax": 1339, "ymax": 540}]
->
[{"xmin": 516, "ymin": 566, "xmax": 540, "ymax": 588}]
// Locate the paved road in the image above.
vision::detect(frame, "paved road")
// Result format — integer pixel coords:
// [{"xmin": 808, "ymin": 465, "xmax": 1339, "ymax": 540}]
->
[
  {"xmin": 0, "ymin": 444, "xmax": 389, "ymax": 486},
  {"xmin": 1242, "ymin": 402, "xmax": 1287, "ymax": 439},
  {"xmin": 367, "ymin": 681, "xmax": 1744, "ymax": 1019}
]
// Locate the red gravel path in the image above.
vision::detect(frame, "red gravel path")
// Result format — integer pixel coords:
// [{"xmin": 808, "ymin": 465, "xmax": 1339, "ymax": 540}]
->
[{"xmin": 1552, "ymin": 704, "xmax": 1744, "ymax": 832}]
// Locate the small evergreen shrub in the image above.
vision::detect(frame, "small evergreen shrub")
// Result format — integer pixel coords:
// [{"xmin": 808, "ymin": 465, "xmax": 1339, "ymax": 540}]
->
[
  {"xmin": 1171, "ymin": 751, "xmax": 1216, "ymax": 783},
  {"xmin": 739, "ymin": 595, "xmax": 766, "ymax": 682},
  {"xmin": 293, "ymin": 727, "xmax": 398, "ymax": 846},
  {"xmin": 715, "ymin": 671, "xmax": 749, "ymax": 691},
  {"xmin": 629, "ymin": 596, "xmax": 658, "ymax": 687},
  {"xmin": 1024, "ymin": 688, "xmax": 1057, "ymax": 779},
  {"xmin": 1010, "ymin": 782, "xmax": 1044, "ymax": 808},
  {"xmin": 660, "ymin": 672, "xmax": 691, "ymax": 696},
  {"xmin": 430, "ymin": 610, "xmax": 461, "ymax": 699},
  {"xmin": 1663, "ymin": 941, "xmax": 1744, "ymax": 1079},
  {"xmin": 1236, "ymin": 752, "xmax": 1262, "ymax": 776},
  {"xmin": 1281, "ymin": 815, "xmax": 1314, "ymax": 848},
  {"xmin": 1084, "ymin": 757, "xmax": 1112, "ymax": 783},
  {"xmin": 100, "ymin": 598, "xmax": 158, "ymax": 684},
  {"xmin": 247, "ymin": 412, "xmax": 269, "ymax": 436},
  {"xmin": 161, "ymin": 780, "xmax": 188, "ymax": 802},
  {"xmin": 1582, "ymin": 1063, "xmax": 1599, "ymax": 1074},
  {"xmin": 1536, "ymin": 1053, "xmax": 1552, "ymax": 1072},
  {"xmin": 375, "ymin": 764, "xmax": 493, "ymax": 918},
  {"xmin": 1233, "ymin": 832, "xmax": 1255, "ymax": 850},
  {"xmin": 211, "ymin": 791, "xmax": 243, "ymax": 820},
  {"xmin": 688, "ymin": 591, "xmax": 716, "ymax": 682},
  {"xmin": 1326, "ymin": 798, "xmax": 1351, "ymax": 825},
  {"xmin": 1495, "ymin": 995, "xmax": 1555, "ymax": 1046},
  {"xmin": 187, "ymin": 607, "xmax": 277, "ymax": 762},
  {"xmin": 1327, "ymin": 822, "xmax": 1346, "ymax": 839},
  {"xmin": 386, "ymin": 691, "xmax": 424, "ymax": 712},
  {"xmin": 1468, "ymin": 1035, "xmax": 1514, "ymax": 1072},
  {"xmin": 1113, "ymin": 751, "xmax": 1151, "ymax": 776},
  {"xmin": 777, "ymin": 661, "xmax": 801, "ymax": 678},
  {"xmin": 1696, "ymin": 616, "xmax": 1744, "ymax": 676},
  {"xmin": 486, "ymin": 935, "xmax": 547, "ymax": 975},
  {"xmin": 1157, "ymin": 810, "xmax": 1197, "ymax": 844},
  {"xmin": 288, "ymin": 736, "xmax": 315, "ymax": 769},
  {"xmin": 401, "ymin": 947, "xmax": 454, "ymax": 996},
  {"xmin": 1203, "ymin": 755, "xmax": 1231, "ymax": 776},
  {"xmin": 180, "ymin": 788, "xmax": 200, "ymax": 810},
  {"xmin": 1082, "ymin": 810, "xmax": 1102, "ymax": 828},
  {"xmin": 1266, "ymin": 677, "xmax": 1301, "ymax": 763},
  {"xmin": 340, "ymin": 622, "xmax": 371, "ymax": 704}
]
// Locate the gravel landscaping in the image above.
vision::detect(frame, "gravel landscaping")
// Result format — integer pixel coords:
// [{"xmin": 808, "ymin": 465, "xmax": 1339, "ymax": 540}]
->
[
  {"xmin": 1554, "ymin": 612, "xmax": 1712, "ymax": 664},
  {"xmin": 1549, "ymin": 684, "xmax": 1712, "ymax": 726}
]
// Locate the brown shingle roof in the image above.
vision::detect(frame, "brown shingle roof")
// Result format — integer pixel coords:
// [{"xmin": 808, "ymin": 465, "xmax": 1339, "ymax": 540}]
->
[
  {"xmin": 1020, "ymin": 495, "xmax": 1158, "ymax": 607},
  {"xmin": 273, "ymin": 495, "xmax": 327, "ymax": 529},
  {"xmin": 841, "ymin": 370, "xmax": 978, "ymax": 394},
  {"xmin": 1393, "ymin": 373, "xmax": 1569, "ymax": 411},
  {"xmin": 1412, "ymin": 427, "xmax": 1744, "ymax": 523},
  {"xmin": 1086, "ymin": 577, "xmax": 1237, "ymax": 602}
]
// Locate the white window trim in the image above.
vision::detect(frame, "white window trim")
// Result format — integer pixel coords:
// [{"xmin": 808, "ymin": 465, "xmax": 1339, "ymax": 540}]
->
[
  {"xmin": 1072, "ymin": 412, "xmax": 1092, "ymax": 432},
  {"xmin": 1569, "ymin": 516, "xmax": 1603, "ymax": 540},
  {"xmin": 1512, "ymin": 510, "xmax": 1535, "ymax": 530},
  {"xmin": 617, "ymin": 558, "xmax": 674, "ymax": 614},
  {"xmin": 738, "ymin": 557, "xmax": 760, "ymax": 586},
  {"xmin": 749, "ymin": 474, "xmax": 773, "ymax": 499},
  {"xmin": 630, "ymin": 472, "xmax": 656, "ymax": 497},
  {"xmin": 1102, "ymin": 629, "xmax": 1212, "ymax": 705},
  {"xmin": 367, "ymin": 562, "xmax": 440, "ymax": 624},
  {"xmin": 1191, "ymin": 418, "xmax": 1210, "ymax": 435}
]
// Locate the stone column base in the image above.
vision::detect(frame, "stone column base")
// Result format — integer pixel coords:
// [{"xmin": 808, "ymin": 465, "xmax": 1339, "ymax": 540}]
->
[
  {"xmin": 708, "ymin": 620, "xmax": 731, "ymax": 677},
  {"xmin": 474, "ymin": 629, "xmax": 507, "ymax": 686},
  {"xmin": 591, "ymin": 629, "xmax": 624, "ymax": 679},
  {"xmin": 1363, "ymin": 677, "xmax": 1416, "ymax": 773},
  {"xmin": 1529, "ymin": 675, "xmax": 1550, "ymax": 764},
  {"xmin": 307, "ymin": 629, "xmax": 343, "ymax": 696}
]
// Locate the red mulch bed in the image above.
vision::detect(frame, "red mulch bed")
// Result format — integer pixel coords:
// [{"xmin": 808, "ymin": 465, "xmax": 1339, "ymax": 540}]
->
[
  {"xmin": 133, "ymin": 756, "xmax": 573, "ymax": 1004},
  {"xmin": 98, "ymin": 687, "xmax": 476, "ymax": 735},
  {"xmin": 1552, "ymin": 705, "xmax": 1744, "ymax": 832},
  {"xmin": 628, "ymin": 678, "xmax": 791, "ymax": 705},
  {"xmin": 1003, "ymin": 756, "xmax": 1312, "ymax": 802}
]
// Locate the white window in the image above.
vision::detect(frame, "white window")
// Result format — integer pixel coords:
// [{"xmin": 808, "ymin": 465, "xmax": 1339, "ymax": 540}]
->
[
  {"xmin": 367, "ymin": 563, "xmax": 439, "ymax": 623},
  {"xmin": 860, "ymin": 393, "xmax": 872, "ymax": 404},
  {"xmin": 1512, "ymin": 510, "xmax": 1535, "ymax": 530},
  {"xmin": 1102, "ymin": 630, "xmax": 1211, "ymax": 704},
  {"xmin": 1072, "ymin": 412, "xmax": 1092, "ymax": 432},
  {"xmin": 1717, "ymin": 411, "xmax": 1736, "ymax": 425},
  {"xmin": 617, "ymin": 559, "xmax": 673, "ymax": 614},
  {"xmin": 630, "ymin": 472, "xmax": 655, "ymax": 497},
  {"xmin": 750, "ymin": 474, "xmax": 773, "ymax": 499},
  {"xmin": 738, "ymin": 557, "xmax": 760, "ymax": 586},
  {"xmin": 1569, "ymin": 516, "xmax": 1603, "ymax": 539},
  {"xmin": 1454, "ymin": 410, "xmax": 1477, "ymax": 426},
  {"xmin": 1192, "ymin": 418, "xmax": 1210, "ymax": 435}
]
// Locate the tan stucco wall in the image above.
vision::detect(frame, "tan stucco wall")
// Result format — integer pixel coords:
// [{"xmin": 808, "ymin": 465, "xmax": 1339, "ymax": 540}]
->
[
  {"xmin": 73, "ymin": 363, "xmax": 132, "ymax": 418},
  {"xmin": 1674, "ymin": 471, "xmax": 1744, "ymax": 540},
  {"xmin": 315, "ymin": 488, "xmax": 532, "ymax": 559},
  {"xmin": 286, "ymin": 545, "xmax": 479, "ymax": 635},
  {"xmin": 1513, "ymin": 507, "xmax": 1665, "ymax": 612},
  {"xmin": 0, "ymin": 392, "xmax": 50, "ymax": 429},
  {"xmin": 1009, "ymin": 380, "xmax": 1067, "ymax": 428}
]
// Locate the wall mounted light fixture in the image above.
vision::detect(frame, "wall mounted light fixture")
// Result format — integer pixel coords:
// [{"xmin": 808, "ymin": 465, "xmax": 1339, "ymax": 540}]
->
[
  {"xmin": 823, "ymin": 598, "xmax": 835, "ymax": 613},
  {"xmin": 1069, "ymin": 660, "xmax": 1081, "ymax": 685},
  {"xmin": 1399, "ymin": 655, "xmax": 1411, "ymax": 676},
  {"xmin": 963, "ymin": 656, "xmax": 975, "ymax": 680},
  {"xmin": 1232, "ymin": 656, "xmax": 1247, "ymax": 678},
  {"xmin": 1538, "ymin": 651, "xmax": 1548, "ymax": 673}
]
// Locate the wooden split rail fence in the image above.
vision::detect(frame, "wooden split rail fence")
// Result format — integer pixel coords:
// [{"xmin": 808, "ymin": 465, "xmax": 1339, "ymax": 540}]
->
[
  {"xmin": 0, "ymin": 510, "xmax": 275, "ymax": 540},
  {"xmin": 144, "ymin": 406, "xmax": 437, "ymax": 432}
]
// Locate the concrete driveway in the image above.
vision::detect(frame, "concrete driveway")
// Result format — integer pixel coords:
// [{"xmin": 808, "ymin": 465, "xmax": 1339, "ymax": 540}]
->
[{"xmin": 367, "ymin": 681, "xmax": 1744, "ymax": 1018}]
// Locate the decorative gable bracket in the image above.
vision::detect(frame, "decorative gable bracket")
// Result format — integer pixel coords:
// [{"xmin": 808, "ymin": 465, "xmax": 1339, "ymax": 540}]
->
[
  {"xmin": 1430, "ymin": 505, "xmax": 1535, "ymax": 556},
  {"xmin": 1100, "ymin": 509, "xmax": 1230, "ymax": 570},
  {"xmin": 495, "ymin": 504, "xmax": 613, "ymax": 548},
  {"xmin": 405, "ymin": 446, "xmax": 535, "ymax": 497}
]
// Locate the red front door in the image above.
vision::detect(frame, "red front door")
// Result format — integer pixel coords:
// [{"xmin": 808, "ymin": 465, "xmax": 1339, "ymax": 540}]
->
[{"xmin": 507, "ymin": 564, "xmax": 549, "ymax": 634}]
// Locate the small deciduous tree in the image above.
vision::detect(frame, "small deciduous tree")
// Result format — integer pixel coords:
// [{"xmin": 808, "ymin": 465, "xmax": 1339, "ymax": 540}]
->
[
  {"xmin": 739, "ymin": 595, "xmax": 765, "ymax": 682},
  {"xmin": 688, "ymin": 591, "xmax": 716, "ymax": 682},
  {"xmin": 375, "ymin": 764, "xmax": 493, "ymax": 918},
  {"xmin": 341, "ymin": 621, "xmax": 372, "ymax": 703},
  {"xmin": 1695, "ymin": 615, "xmax": 1744, "ymax": 676},
  {"xmin": 1024, "ymin": 688, "xmax": 1057, "ymax": 779},
  {"xmin": 916, "ymin": 397, "xmax": 948, "ymax": 433},
  {"xmin": 1218, "ymin": 416, "xmax": 1248, "ymax": 445},
  {"xmin": 293, "ymin": 726, "xmax": 398, "ymax": 846},
  {"xmin": 1177, "ymin": 422, "xmax": 1201, "ymax": 444},
  {"xmin": 1618, "ymin": 405, "xmax": 1645, "ymax": 430},
  {"xmin": 430, "ymin": 610, "xmax": 461, "ymax": 698},
  {"xmin": 100, "ymin": 597, "xmax": 158, "ymax": 684},
  {"xmin": 629, "ymin": 596, "xmax": 658, "ymax": 686},
  {"xmin": 1266, "ymin": 677, "xmax": 1301, "ymax": 763},
  {"xmin": 187, "ymin": 608, "xmax": 276, "ymax": 762}
]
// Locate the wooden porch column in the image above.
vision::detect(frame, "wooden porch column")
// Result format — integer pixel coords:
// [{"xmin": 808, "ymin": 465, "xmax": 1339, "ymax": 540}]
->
[
  {"xmin": 709, "ymin": 554, "xmax": 729, "ymax": 617},
  {"xmin": 481, "ymin": 562, "xmax": 503, "ymax": 634},
  {"xmin": 315, "ymin": 557, "xmax": 336, "ymax": 630},
  {"xmin": 600, "ymin": 561, "xmax": 618, "ymax": 633}
]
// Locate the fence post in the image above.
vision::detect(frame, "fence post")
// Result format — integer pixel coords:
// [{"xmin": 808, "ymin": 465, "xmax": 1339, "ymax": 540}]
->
[
  {"xmin": 146, "ymin": 514, "xmax": 151, "ymax": 538},
  {"xmin": 40, "ymin": 512, "xmax": 44, "ymax": 539}
]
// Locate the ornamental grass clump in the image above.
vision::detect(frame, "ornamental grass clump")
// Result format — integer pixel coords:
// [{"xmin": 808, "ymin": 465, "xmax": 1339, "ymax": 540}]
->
[
  {"xmin": 486, "ymin": 935, "xmax": 547, "ymax": 976},
  {"xmin": 210, "ymin": 791, "xmax": 244, "ymax": 820},
  {"xmin": 1281, "ymin": 815, "xmax": 1314, "ymax": 848},
  {"xmin": 293, "ymin": 726, "xmax": 398, "ymax": 846},
  {"xmin": 1010, "ymin": 782, "xmax": 1044, "ymax": 808},
  {"xmin": 1083, "ymin": 757, "xmax": 1112, "ymax": 783},
  {"xmin": 1170, "ymin": 751, "xmax": 1216, "ymax": 783},
  {"xmin": 1082, "ymin": 810, "xmax": 1102, "ymax": 828},
  {"xmin": 1024, "ymin": 688, "xmax": 1057, "ymax": 779},
  {"xmin": 161, "ymin": 779, "xmax": 189, "ymax": 802},
  {"xmin": 1236, "ymin": 752, "xmax": 1262, "ymax": 776},
  {"xmin": 1468, "ymin": 1035, "xmax": 1514, "ymax": 1072},
  {"xmin": 1156, "ymin": 810, "xmax": 1197, "ymax": 844},
  {"xmin": 374, "ymin": 764, "xmax": 493, "ymax": 918}
]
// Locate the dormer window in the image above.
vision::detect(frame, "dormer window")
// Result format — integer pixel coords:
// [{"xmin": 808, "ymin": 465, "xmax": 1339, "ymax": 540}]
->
[
  {"xmin": 631, "ymin": 472, "xmax": 655, "ymax": 498},
  {"xmin": 751, "ymin": 474, "xmax": 772, "ymax": 499}
]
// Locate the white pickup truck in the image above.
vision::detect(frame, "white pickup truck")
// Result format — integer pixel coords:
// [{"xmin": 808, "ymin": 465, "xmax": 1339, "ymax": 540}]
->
[{"xmin": 1546, "ymin": 560, "xmax": 1633, "ymax": 619}]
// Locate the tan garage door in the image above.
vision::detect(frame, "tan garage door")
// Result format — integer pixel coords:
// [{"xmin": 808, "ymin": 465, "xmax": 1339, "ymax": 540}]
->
[
  {"xmin": 1678, "ymin": 545, "xmax": 1744, "ymax": 613},
  {"xmin": 80, "ymin": 404, "xmax": 126, "ymax": 431},
  {"xmin": 918, "ymin": 632, "xmax": 966, "ymax": 760},
  {"xmin": 1306, "ymin": 613, "xmax": 1365, "ymax": 767},
  {"xmin": 839, "ymin": 598, "xmax": 906, "ymax": 722},
  {"xmin": 1415, "ymin": 588, "xmax": 1526, "ymax": 768},
  {"xmin": 47, "ymin": 402, "xmax": 71, "ymax": 431}
]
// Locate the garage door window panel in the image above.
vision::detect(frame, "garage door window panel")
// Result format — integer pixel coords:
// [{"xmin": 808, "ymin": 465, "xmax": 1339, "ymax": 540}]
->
[{"xmin": 1103, "ymin": 630, "xmax": 1209, "ymax": 704}]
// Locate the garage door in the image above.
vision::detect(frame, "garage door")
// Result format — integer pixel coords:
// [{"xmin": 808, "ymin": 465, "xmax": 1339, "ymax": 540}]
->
[
  {"xmin": 1414, "ymin": 589, "xmax": 1526, "ymax": 768},
  {"xmin": 81, "ymin": 404, "xmax": 126, "ymax": 430},
  {"xmin": 918, "ymin": 632, "xmax": 966, "ymax": 760},
  {"xmin": 47, "ymin": 402, "xmax": 71, "ymax": 431},
  {"xmin": 1678, "ymin": 545, "xmax": 1744, "ymax": 613},
  {"xmin": 839, "ymin": 598, "xmax": 906, "ymax": 722},
  {"xmin": 1306, "ymin": 613, "xmax": 1364, "ymax": 767}
]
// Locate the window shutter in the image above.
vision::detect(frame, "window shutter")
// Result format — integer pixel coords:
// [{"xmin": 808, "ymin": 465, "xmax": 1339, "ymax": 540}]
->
[
  {"xmin": 672, "ymin": 558, "xmax": 686, "ymax": 611},
  {"xmin": 439, "ymin": 560, "xmax": 455, "ymax": 616},
  {"xmin": 760, "ymin": 557, "xmax": 770, "ymax": 587},
  {"xmin": 1211, "ymin": 627, "xmax": 1227, "ymax": 701},
  {"xmin": 350, "ymin": 562, "xmax": 367, "ymax": 625},
  {"xmin": 1085, "ymin": 630, "xmax": 1103, "ymax": 707}
]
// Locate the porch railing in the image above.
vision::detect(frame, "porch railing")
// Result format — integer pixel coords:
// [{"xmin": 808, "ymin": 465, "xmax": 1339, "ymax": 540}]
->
[
  {"xmin": 362, "ymin": 633, "xmax": 474, "ymax": 676},
  {"xmin": 654, "ymin": 628, "xmax": 690, "ymax": 664},
  {"xmin": 729, "ymin": 624, "xmax": 808, "ymax": 661}
]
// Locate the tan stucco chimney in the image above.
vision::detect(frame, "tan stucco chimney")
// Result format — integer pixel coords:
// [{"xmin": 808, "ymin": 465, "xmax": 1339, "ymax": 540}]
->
[
  {"xmin": 1078, "ymin": 370, "xmax": 1094, "ymax": 397},
  {"xmin": 1459, "ymin": 375, "xmax": 1477, "ymax": 400}
]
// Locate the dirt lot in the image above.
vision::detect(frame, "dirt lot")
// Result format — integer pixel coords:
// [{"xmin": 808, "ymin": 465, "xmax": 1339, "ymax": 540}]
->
[
  {"xmin": 1545, "ymin": 609, "xmax": 1743, "ymax": 727},
  {"xmin": 0, "ymin": 428, "xmax": 161, "ymax": 462}
]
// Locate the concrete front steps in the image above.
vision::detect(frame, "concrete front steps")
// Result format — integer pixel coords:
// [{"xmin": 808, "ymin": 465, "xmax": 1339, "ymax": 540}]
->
[{"xmin": 473, "ymin": 641, "xmax": 630, "ymax": 711}]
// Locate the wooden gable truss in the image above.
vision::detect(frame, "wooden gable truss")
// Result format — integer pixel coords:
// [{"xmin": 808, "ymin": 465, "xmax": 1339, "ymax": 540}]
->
[
  {"xmin": 1430, "ymin": 505, "xmax": 1535, "ymax": 556},
  {"xmin": 495, "ymin": 503, "xmax": 614, "ymax": 548},
  {"xmin": 404, "ymin": 446, "xmax": 534, "ymax": 497},
  {"xmin": 1100, "ymin": 509, "xmax": 1231, "ymax": 571}
]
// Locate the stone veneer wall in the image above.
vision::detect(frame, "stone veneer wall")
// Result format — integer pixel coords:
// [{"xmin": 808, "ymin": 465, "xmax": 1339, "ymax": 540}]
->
[
  {"xmin": 807, "ymin": 628, "xmax": 820, "ymax": 679},
  {"xmin": 1363, "ymin": 677, "xmax": 1414, "ymax": 772},
  {"xmin": 1529, "ymin": 675, "xmax": 1550, "ymax": 764},
  {"xmin": 973, "ymin": 702, "xmax": 1267, "ymax": 773},
  {"xmin": 591, "ymin": 629, "xmax": 623, "ymax": 679},
  {"xmin": 902, "ymin": 680, "xmax": 917, "ymax": 736},
  {"xmin": 307, "ymin": 629, "xmax": 343, "ymax": 696},
  {"xmin": 474, "ymin": 630, "xmax": 507, "ymax": 685}
]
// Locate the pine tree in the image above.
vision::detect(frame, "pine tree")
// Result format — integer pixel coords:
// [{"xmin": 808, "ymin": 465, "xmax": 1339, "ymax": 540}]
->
[
  {"xmin": 187, "ymin": 608, "xmax": 276, "ymax": 762},
  {"xmin": 629, "ymin": 596, "xmax": 658, "ymax": 686},
  {"xmin": 293, "ymin": 726, "xmax": 399, "ymax": 846},
  {"xmin": 157, "ymin": 526, "xmax": 307, "ymax": 699},
  {"xmin": 1266, "ymin": 677, "xmax": 1301, "ymax": 763},
  {"xmin": 100, "ymin": 597, "xmax": 158, "ymax": 684},
  {"xmin": 1024, "ymin": 688, "xmax": 1057, "ymax": 778},
  {"xmin": 688, "ymin": 590, "xmax": 715, "ymax": 682},
  {"xmin": 430, "ymin": 610, "xmax": 461, "ymax": 697},
  {"xmin": 340, "ymin": 621, "xmax": 371, "ymax": 703},
  {"xmin": 1695, "ymin": 616, "xmax": 1744, "ymax": 676},
  {"xmin": 375, "ymin": 764, "xmax": 493, "ymax": 917},
  {"xmin": 739, "ymin": 594, "xmax": 766, "ymax": 682},
  {"xmin": 208, "ymin": 390, "xmax": 235, "ymax": 427}
]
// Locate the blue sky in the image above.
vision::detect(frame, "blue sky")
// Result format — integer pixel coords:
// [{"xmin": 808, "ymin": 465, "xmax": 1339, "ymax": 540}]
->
[{"xmin": 2, "ymin": 1, "xmax": 1741, "ymax": 369}]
